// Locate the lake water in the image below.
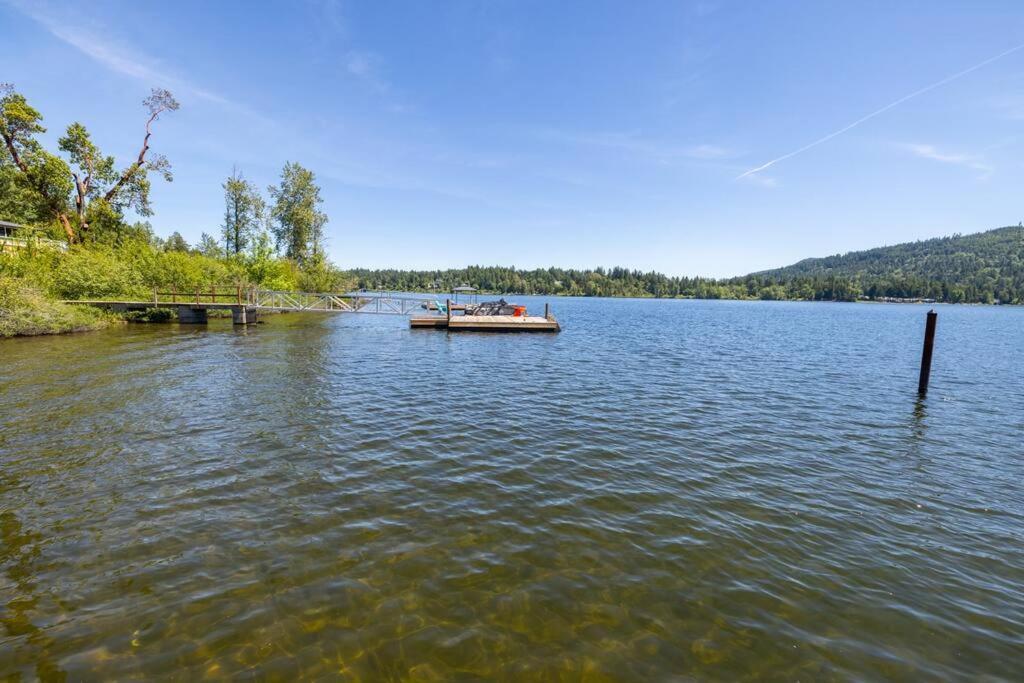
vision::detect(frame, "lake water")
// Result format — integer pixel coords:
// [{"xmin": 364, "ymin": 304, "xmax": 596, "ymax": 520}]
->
[{"xmin": 1, "ymin": 298, "xmax": 1022, "ymax": 680}]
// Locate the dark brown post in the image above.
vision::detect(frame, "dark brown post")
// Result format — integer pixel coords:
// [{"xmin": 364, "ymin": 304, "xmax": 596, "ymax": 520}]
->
[
  {"xmin": 545, "ymin": 302, "xmax": 550, "ymax": 320},
  {"xmin": 446, "ymin": 299, "xmax": 452, "ymax": 326},
  {"xmin": 918, "ymin": 310, "xmax": 938, "ymax": 395}
]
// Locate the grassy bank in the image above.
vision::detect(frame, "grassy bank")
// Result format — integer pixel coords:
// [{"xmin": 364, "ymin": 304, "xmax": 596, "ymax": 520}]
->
[{"xmin": 0, "ymin": 277, "xmax": 115, "ymax": 337}]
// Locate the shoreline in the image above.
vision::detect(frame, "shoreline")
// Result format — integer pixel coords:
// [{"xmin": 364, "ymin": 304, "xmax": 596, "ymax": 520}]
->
[{"xmin": 2, "ymin": 290, "xmax": 1013, "ymax": 340}]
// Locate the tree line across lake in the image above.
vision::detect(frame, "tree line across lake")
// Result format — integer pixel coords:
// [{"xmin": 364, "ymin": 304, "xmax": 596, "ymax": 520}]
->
[{"xmin": 354, "ymin": 226, "xmax": 1024, "ymax": 304}]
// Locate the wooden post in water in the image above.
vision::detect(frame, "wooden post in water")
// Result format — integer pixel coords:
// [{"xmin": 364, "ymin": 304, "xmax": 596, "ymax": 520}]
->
[
  {"xmin": 446, "ymin": 298, "xmax": 452, "ymax": 326},
  {"xmin": 918, "ymin": 309, "xmax": 938, "ymax": 395},
  {"xmin": 545, "ymin": 302, "xmax": 550, "ymax": 320}
]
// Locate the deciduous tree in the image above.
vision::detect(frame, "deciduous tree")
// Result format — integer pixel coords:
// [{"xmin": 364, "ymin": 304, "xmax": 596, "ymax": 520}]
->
[
  {"xmin": 221, "ymin": 167, "xmax": 264, "ymax": 257},
  {"xmin": 267, "ymin": 162, "xmax": 327, "ymax": 265},
  {"xmin": 0, "ymin": 84, "xmax": 178, "ymax": 243}
]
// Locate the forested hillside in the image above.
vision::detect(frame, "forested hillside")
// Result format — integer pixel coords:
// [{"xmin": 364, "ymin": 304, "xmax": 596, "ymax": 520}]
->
[
  {"xmin": 355, "ymin": 226, "xmax": 1024, "ymax": 304},
  {"xmin": 748, "ymin": 226, "xmax": 1024, "ymax": 303}
]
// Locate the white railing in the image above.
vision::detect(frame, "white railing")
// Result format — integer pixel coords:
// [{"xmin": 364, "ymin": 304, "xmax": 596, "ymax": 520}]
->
[
  {"xmin": 0, "ymin": 236, "xmax": 68, "ymax": 253},
  {"xmin": 250, "ymin": 290, "xmax": 430, "ymax": 315}
]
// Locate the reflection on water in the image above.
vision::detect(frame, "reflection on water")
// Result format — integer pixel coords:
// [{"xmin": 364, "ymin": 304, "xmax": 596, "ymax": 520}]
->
[
  {"xmin": 911, "ymin": 396, "xmax": 927, "ymax": 440},
  {"xmin": 1, "ymin": 299, "xmax": 1023, "ymax": 679}
]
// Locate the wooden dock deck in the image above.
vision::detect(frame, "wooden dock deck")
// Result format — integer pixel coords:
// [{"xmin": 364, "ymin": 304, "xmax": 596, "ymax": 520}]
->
[{"xmin": 410, "ymin": 314, "xmax": 560, "ymax": 332}]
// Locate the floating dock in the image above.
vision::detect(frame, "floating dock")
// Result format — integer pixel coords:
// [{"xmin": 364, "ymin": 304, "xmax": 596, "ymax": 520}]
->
[
  {"xmin": 411, "ymin": 301, "xmax": 560, "ymax": 332},
  {"xmin": 410, "ymin": 313, "xmax": 560, "ymax": 332}
]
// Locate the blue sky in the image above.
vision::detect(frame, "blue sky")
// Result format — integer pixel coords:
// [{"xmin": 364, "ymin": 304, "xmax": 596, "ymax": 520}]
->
[{"xmin": 3, "ymin": 1, "xmax": 1024, "ymax": 277}]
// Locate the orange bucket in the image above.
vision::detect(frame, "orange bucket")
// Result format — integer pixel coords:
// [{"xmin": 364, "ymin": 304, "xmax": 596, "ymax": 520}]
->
[{"xmin": 513, "ymin": 306, "xmax": 526, "ymax": 317}]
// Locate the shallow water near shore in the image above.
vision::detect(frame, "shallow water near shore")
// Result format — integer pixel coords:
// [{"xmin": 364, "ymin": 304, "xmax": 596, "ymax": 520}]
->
[{"xmin": 2, "ymin": 298, "xmax": 1022, "ymax": 680}]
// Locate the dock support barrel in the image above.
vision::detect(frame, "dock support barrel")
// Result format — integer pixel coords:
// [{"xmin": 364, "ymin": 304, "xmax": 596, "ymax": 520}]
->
[{"xmin": 918, "ymin": 309, "xmax": 938, "ymax": 395}]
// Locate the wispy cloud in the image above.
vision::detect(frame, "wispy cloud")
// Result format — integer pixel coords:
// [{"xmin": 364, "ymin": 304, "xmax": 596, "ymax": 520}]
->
[
  {"xmin": 4, "ymin": 0, "xmax": 272, "ymax": 125},
  {"xmin": 900, "ymin": 143, "xmax": 992, "ymax": 180},
  {"xmin": 345, "ymin": 51, "xmax": 391, "ymax": 93},
  {"xmin": 738, "ymin": 41, "xmax": 1024, "ymax": 179}
]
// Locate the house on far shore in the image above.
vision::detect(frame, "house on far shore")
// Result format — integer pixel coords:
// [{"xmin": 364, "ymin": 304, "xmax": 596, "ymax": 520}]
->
[{"xmin": 0, "ymin": 220, "xmax": 68, "ymax": 253}]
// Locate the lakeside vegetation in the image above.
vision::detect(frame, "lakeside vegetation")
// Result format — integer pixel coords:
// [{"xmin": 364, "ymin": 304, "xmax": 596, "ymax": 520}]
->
[
  {"xmin": 0, "ymin": 277, "xmax": 112, "ymax": 337},
  {"xmin": 1, "ymin": 83, "xmax": 349, "ymax": 336},
  {"xmin": 2, "ymin": 82, "xmax": 1022, "ymax": 337}
]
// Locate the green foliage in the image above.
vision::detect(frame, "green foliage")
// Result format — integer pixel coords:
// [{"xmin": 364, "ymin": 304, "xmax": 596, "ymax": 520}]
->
[
  {"xmin": 222, "ymin": 168, "xmax": 264, "ymax": 256},
  {"xmin": 0, "ymin": 163, "xmax": 52, "ymax": 225},
  {"xmin": 352, "ymin": 227, "xmax": 1024, "ymax": 304},
  {"xmin": 197, "ymin": 232, "xmax": 223, "ymax": 259},
  {"xmin": 297, "ymin": 252, "xmax": 352, "ymax": 292},
  {"xmin": 268, "ymin": 162, "xmax": 327, "ymax": 264},
  {"xmin": 0, "ymin": 85, "xmax": 74, "ymax": 224},
  {"xmin": 749, "ymin": 225, "xmax": 1024, "ymax": 304},
  {"xmin": 0, "ymin": 237, "xmax": 240, "ymax": 301},
  {"xmin": 0, "ymin": 276, "xmax": 112, "ymax": 337},
  {"xmin": 244, "ymin": 230, "xmax": 299, "ymax": 290},
  {"xmin": 162, "ymin": 231, "xmax": 190, "ymax": 252},
  {"xmin": 123, "ymin": 307, "xmax": 173, "ymax": 322},
  {"xmin": 0, "ymin": 84, "xmax": 178, "ymax": 242},
  {"xmin": 1, "ymin": 90, "xmax": 345, "ymax": 333},
  {"xmin": 50, "ymin": 246, "xmax": 149, "ymax": 300}
]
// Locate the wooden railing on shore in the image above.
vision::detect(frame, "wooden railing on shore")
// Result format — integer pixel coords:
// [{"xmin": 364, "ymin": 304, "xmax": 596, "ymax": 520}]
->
[{"xmin": 151, "ymin": 285, "xmax": 254, "ymax": 306}]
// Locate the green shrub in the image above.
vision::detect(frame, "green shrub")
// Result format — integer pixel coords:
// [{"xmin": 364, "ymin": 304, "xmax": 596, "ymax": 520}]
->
[
  {"xmin": 123, "ymin": 307, "xmax": 174, "ymax": 322},
  {"xmin": 0, "ymin": 277, "xmax": 113, "ymax": 337},
  {"xmin": 50, "ymin": 245, "xmax": 147, "ymax": 299}
]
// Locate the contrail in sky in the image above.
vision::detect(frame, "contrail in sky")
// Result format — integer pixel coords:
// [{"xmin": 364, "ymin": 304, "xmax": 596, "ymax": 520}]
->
[{"xmin": 737, "ymin": 42, "xmax": 1024, "ymax": 179}]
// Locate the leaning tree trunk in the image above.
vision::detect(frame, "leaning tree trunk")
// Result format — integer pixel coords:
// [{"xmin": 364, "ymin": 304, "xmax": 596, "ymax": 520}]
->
[{"xmin": 57, "ymin": 212, "xmax": 76, "ymax": 243}]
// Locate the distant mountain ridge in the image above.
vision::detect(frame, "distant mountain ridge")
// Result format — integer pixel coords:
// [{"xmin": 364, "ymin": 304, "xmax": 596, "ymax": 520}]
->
[{"xmin": 744, "ymin": 226, "xmax": 1024, "ymax": 303}]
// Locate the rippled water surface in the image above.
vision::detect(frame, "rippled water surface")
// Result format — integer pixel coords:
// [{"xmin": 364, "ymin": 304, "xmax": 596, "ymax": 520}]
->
[{"xmin": 2, "ymin": 298, "xmax": 1023, "ymax": 680}]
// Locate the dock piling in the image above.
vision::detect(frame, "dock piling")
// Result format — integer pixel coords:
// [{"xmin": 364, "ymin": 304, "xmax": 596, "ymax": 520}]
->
[
  {"xmin": 446, "ymin": 299, "xmax": 452, "ymax": 326},
  {"xmin": 918, "ymin": 309, "xmax": 938, "ymax": 395},
  {"xmin": 177, "ymin": 305, "xmax": 208, "ymax": 324},
  {"xmin": 545, "ymin": 303, "xmax": 550, "ymax": 320}
]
